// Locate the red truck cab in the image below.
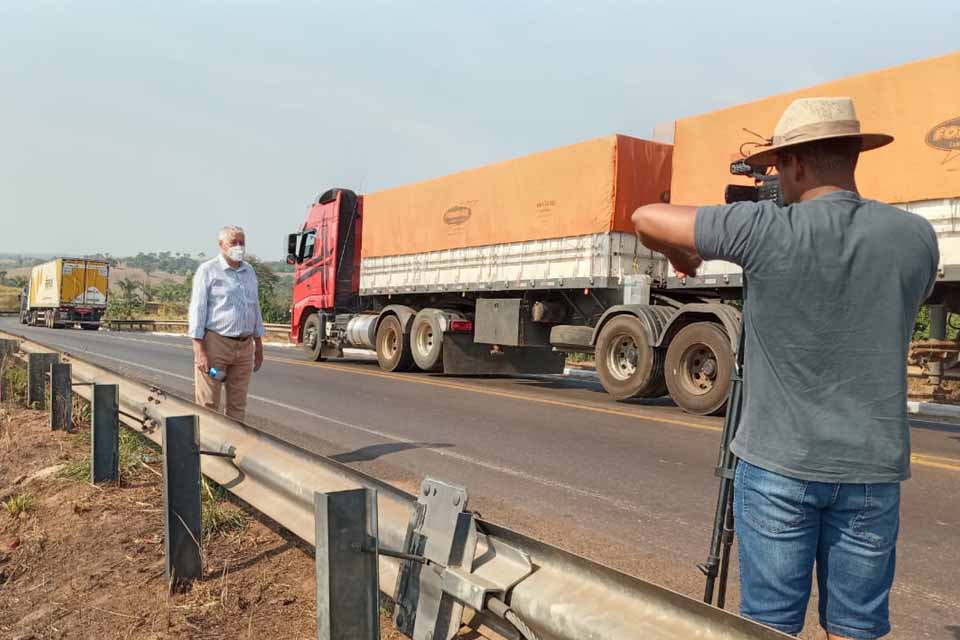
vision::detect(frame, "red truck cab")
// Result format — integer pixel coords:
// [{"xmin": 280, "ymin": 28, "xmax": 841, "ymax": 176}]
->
[{"xmin": 287, "ymin": 189, "xmax": 363, "ymax": 349}]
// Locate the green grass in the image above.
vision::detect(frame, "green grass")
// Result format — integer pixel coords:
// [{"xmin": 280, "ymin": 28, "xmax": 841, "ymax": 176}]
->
[
  {"xmin": 56, "ymin": 424, "xmax": 247, "ymax": 538},
  {"xmin": 201, "ymin": 479, "xmax": 249, "ymax": 539},
  {"xmin": 3, "ymin": 493, "xmax": 36, "ymax": 517},
  {"xmin": 59, "ymin": 427, "xmax": 153, "ymax": 482}
]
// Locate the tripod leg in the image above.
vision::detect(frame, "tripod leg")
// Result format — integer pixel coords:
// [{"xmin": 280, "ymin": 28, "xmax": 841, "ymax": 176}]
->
[{"xmin": 716, "ymin": 486, "xmax": 736, "ymax": 609}]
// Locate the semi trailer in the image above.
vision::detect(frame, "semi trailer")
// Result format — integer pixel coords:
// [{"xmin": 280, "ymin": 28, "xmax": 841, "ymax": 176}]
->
[
  {"xmin": 20, "ymin": 258, "xmax": 110, "ymax": 329},
  {"xmin": 286, "ymin": 135, "xmax": 740, "ymax": 415},
  {"xmin": 286, "ymin": 51, "xmax": 960, "ymax": 416}
]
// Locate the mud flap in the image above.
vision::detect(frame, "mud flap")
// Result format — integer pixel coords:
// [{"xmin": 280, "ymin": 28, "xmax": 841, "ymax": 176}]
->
[{"xmin": 441, "ymin": 333, "xmax": 565, "ymax": 375}]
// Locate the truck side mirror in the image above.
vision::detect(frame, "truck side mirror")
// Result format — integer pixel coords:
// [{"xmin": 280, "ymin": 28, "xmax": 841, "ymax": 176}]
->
[{"xmin": 287, "ymin": 233, "xmax": 300, "ymax": 265}]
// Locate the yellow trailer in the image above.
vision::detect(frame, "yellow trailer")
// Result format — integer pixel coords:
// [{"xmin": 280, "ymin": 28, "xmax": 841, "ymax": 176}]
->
[{"xmin": 23, "ymin": 258, "xmax": 110, "ymax": 329}]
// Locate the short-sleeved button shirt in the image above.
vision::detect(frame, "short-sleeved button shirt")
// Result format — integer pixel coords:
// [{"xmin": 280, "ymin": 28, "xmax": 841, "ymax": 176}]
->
[{"xmin": 696, "ymin": 191, "xmax": 938, "ymax": 483}]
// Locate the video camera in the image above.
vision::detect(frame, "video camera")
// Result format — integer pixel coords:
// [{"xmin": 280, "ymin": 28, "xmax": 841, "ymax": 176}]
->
[{"xmin": 724, "ymin": 159, "xmax": 782, "ymax": 205}]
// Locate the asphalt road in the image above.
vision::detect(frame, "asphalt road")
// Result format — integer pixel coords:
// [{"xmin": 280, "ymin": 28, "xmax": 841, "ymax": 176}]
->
[{"xmin": 2, "ymin": 317, "xmax": 958, "ymax": 639}]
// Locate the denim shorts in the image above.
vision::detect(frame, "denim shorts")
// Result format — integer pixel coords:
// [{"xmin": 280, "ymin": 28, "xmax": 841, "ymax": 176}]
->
[{"xmin": 734, "ymin": 460, "xmax": 900, "ymax": 639}]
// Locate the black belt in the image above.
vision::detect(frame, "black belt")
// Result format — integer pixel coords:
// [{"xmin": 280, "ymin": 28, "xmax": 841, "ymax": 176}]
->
[{"xmin": 212, "ymin": 332, "xmax": 252, "ymax": 341}]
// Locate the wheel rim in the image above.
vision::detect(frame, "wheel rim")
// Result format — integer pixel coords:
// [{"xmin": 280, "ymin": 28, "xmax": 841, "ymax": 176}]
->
[
  {"xmin": 304, "ymin": 325, "xmax": 318, "ymax": 350},
  {"xmin": 677, "ymin": 343, "xmax": 718, "ymax": 396},
  {"xmin": 414, "ymin": 322, "xmax": 434, "ymax": 357},
  {"xmin": 382, "ymin": 326, "xmax": 399, "ymax": 359},
  {"xmin": 606, "ymin": 334, "xmax": 639, "ymax": 382}
]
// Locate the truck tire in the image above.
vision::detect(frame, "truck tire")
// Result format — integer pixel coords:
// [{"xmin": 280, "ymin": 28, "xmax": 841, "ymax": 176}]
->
[
  {"xmin": 665, "ymin": 322, "xmax": 732, "ymax": 416},
  {"xmin": 411, "ymin": 309, "xmax": 444, "ymax": 372},
  {"xmin": 595, "ymin": 315, "xmax": 663, "ymax": 401},
  {"xmin": 81, "ymin": 323, "xmax": 99, "ymax": 331},
  {"xmin": 302, "ymin": 313, "xmax": 325, "ymax": 362},
  {"xmin": 376, "ymin": 314, "xmax": 414, "ymax": 372},
  {"xmin": 549, "ymin": 325, "xmax": 594, "ymax": 351}
]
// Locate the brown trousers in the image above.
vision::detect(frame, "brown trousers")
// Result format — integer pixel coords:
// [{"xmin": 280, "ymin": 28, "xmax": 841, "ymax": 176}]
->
[{"xmin": 194, "ymin": 331, "xmax": 254, "ymax": 422}]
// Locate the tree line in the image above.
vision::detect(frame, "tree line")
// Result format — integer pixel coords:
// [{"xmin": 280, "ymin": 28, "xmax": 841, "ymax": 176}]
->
[{"xmin": 104, "ymin": 256, "xmax": 292, "ymax": 323}]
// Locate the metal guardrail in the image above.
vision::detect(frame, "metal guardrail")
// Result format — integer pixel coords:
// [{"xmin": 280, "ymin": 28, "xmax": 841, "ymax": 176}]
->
[
  {"xmin": 0, "ymin": 330, "xmax": 789, "ymax": 640},
  {"xmin": 104, "ymin": 319, "xmax": 291, "ymax": 332}
]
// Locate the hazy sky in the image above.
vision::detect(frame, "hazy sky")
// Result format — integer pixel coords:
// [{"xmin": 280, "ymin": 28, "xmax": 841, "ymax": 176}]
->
[{"xmin": 2, "ymin": 1, "xmax": 954, "ymax": 259}]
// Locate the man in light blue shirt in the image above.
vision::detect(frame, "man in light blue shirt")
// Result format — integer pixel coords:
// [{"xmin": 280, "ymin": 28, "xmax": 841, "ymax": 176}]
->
[{"xmin": 188, "ymin": 225, "xmax": 265, "ymax": 421}]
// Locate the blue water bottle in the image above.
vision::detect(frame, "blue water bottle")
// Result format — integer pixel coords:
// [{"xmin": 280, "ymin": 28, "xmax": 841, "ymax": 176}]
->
[{"xmin": 208, "ymin": 367, "xmax": 227, "ymax": 382}]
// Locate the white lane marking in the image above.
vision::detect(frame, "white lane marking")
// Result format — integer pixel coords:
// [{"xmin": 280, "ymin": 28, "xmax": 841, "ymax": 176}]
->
[{"xmin": 73, "ymin": 348, "xmax": 660, "ymax": 520}]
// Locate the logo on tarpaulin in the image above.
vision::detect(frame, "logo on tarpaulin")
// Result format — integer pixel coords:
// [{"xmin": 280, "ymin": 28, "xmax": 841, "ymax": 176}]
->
[
  {"xmin": 926, "ymin": 117, "xmax": 960, "ymax": 169},
  {"xmin": 443, "ymin": 206, "xmax": 471, "ymax": 225},
  {"xmin": 443, "ymin": 201, "xmax": 478, "ymax": 226}
]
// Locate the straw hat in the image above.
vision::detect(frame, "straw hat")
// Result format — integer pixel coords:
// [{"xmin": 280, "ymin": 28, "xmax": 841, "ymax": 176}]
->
[{"xmin": 744, "ymin": 97, "xmax": 893, "ymax": 167}]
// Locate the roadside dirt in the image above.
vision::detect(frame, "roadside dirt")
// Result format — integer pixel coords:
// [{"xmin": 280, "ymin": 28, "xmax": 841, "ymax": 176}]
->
[{"xmin": 0, "ymin": 404, "xmax": 408, "ymax": 640}]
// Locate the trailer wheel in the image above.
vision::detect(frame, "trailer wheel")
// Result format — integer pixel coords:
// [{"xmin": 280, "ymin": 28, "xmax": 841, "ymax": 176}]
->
[
  {"xmin": 665, "ymin": 322, "xmax": 732, "ymax": 416},
  {"xmin": 411, "ymin": 309, "xmax": 444, "ymax": 372},
  {"xmin": 302, "ymin": 314, "xmax": 325, "ymax": 362},
  {"xmin": 376, "ymin": 314, "xmax": 414, "ymax": 372},
  {"xmin": 595, "ymin": 315, "xmax": 662, "ymax": 401}
]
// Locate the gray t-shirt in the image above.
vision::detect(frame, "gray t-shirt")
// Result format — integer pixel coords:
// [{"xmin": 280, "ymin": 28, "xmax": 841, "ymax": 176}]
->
[{"xmin": 696, "ymin": 191, "xmax": 939, "ymax": 483}]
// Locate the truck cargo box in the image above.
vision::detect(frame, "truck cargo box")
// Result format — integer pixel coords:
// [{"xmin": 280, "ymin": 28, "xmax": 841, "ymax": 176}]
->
[
  {"xmin": 670, "ymin": 51, "xmax": 960, "ymax": 207},
  {"xmin": 667, "ymin": 51, "xmax": 960, "ymax": 287},
  {"xmin": 360, "ymin": 231, "xmax": 666, "ymax": 295},
  {"xmin": 361, "ymin": 134, "xmax": 672, "ymax": 258},
  {"xmin": 29, "ymin": 259, "xmax": 110, "ymax": 308}
]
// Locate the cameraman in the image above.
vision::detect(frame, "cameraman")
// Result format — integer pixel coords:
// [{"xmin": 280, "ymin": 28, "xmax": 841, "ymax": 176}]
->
[{"xmin": 632, "ymin": 97, "xmax": 938, "ymax": 640}]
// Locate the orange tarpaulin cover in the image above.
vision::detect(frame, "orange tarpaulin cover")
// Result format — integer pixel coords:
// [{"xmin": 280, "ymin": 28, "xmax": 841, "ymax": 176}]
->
[
  {"xmin": 671, "ymin": 51, "xmax": 960, "ymax": 205},
  {"xmin": 361, "ymin": 135, "xmax": 672, "ymax": 258}
]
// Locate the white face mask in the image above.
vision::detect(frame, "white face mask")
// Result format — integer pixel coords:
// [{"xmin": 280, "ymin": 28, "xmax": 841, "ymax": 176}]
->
[{"xmin": 227, "ymin": 245, "xmax": 246, "ymax": 262}]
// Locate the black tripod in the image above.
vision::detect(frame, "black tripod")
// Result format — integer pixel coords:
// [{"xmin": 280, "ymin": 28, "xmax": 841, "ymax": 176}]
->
[{"xmin": 698, "ymin": 314, "xmax": 746, "ymax": 608}]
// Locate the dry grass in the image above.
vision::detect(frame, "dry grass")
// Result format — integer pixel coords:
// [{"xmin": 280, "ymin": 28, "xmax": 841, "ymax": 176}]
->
[
  {"xmin": 0, "ymin": 358, "xmax": 27, "ymax": 407},
  {"xmin": 3, "ymin": 493, "xmax": 36, "ymax": 517},
  {"xmin": 72, "ymin": 394, "xmax": 91, "ymax": 427}
]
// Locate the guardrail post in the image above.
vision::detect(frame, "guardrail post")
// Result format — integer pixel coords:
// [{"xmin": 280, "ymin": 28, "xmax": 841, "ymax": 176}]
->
[
  {"xmin": 162, "ymin": 414, "xmax": 202, "ymax": 591},
  {"xmin": 91, "ymin": 384, "xmax": 119, "ymax": 483},
  {"xmin": 0, "ymin": 339, "xmax": 18, "ymax": 403},
  {"xmin": 929, "ymin": 304, "xmax": 948, "ymax": 341},
  {"xmin": 0, "ymin": 338, "xmax": 16, "ymax": 359},
  {"xmin": 314, "ymin": 488, "xmax": 380, "ymax": 640},
  {"xmin": 49, "ymin": 363, "xmax": 72, "ymax": 431},
  {"xmin": 27, "ymin": 352, "xmax": 59, "ymax": 409}
]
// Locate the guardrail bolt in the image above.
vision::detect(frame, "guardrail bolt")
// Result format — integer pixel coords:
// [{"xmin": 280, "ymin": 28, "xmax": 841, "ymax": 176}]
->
[
  {"xmin": 49, "ymin": 363, "xmax": 72, "ymax": 431},
  {"xmin": 27, "ymin": 352, "xmax": 59, "ymax": 410},
  {"xmin": 162, "ymin": 415, "xmax": 203, "ymax": 591},
  {"xmin": 92, "ymin": 384, "xmax": 120, "ymax": 483}
]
